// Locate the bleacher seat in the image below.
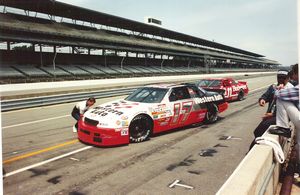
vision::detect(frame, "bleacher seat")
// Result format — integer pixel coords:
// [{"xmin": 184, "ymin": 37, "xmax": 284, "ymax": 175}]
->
[
  {"xmin": 134, "ymin": 66, "xmax": 155, "ymax": 74},
  {"xmin": 110, "ymin": 65, "xmax": 133, "ymax": 75},
  {"xmin": 144, "ymin": 66, "xmax": 162, "ymax": 74},
  {"xmin": 149, "ymin": 66, "xmax": 170, "ymax": 73},
  {"xmin": 13, "ymin": 65, "xmax": 51, "ymax": 77},
  {"xmin": 162, "ymin": 66, "xmax": 178, "ymax": 73},
  {"xmin": 40, "ymin": 66, "xmax": 73, "ymax": 77},
  {"xmin": 0, "ymin": 66, "xmax": 26, "ymax": 78},
  {"xmin": 122, "ymin": 66, "xmax": 145, "ymax": 74},
  {"xmin": 77, "ymin": 65, "xmax": 107, "ymax": 76},
  {"xmin": 57, "ymin": 65, "xmax": 90, "ymax": 76},
  {"xmin": 91, "ymin": 65, "xmax": 120, "ymax": 75}
]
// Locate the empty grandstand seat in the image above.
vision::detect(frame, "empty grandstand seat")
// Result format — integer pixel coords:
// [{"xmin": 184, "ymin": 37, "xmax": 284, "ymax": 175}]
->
[
  {"xmin": 162, "ymin": 66, "xmax": 178, "ymax": 73},
  {"xmin": 57, "ymin": 65, "xmax": 90, "ymax": 76},
  {"xmin": 144, "ymin": 66, "xmax": 162, "ymax": 74},
  {"xmin": 76, "ymin": 65, "xmax": 107, "ymax": 76},
  {"xmin": 0, "ymin": 66, "xmax": 26, "ymax": 78},
  {"xmin": 40, "ymin": 65, "xmax": 73, "ymax": 77},
  {"xmin": 122, "ymin": 66, "xmax": 142, "ymax": 74},
  {"xmin": 134, "ymin": 66, "xmax": 155, "ymax": 74},
  {"xmin": 110, "ymin": 65, "xmax": 133, "ymax": 74},
  {"xmin": 12, "ymin": 65, "xmax": 51, "ymax": 77},
  {"xmin": 148, "ymin": 66, "xmax": 170, "ymax": 73},
  {"xmin": 91, "ymin": 65, "xmax": 120, "ymax": 75}
]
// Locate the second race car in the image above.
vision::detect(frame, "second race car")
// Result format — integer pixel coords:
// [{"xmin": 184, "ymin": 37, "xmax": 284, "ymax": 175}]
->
[
  {"xmin": 196, "ymin": 78, "xmax": 249, "ymax": 101},
  {"xmin": 78, "ymin": 83, "xmax": 228, "ymax": 146}
]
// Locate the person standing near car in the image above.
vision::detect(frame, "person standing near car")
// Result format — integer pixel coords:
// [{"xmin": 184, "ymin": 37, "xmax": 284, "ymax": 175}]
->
[
  {"xmin": 249, "ymin": 69, "xmax": 293, "ymax": 149},
  {"xmin": 71, "ymin": 97, "xmax": 96, "ymax": 132},
  {"xmin": 258, "ymin": 69, "xmax": 293, "ymax": 114}
]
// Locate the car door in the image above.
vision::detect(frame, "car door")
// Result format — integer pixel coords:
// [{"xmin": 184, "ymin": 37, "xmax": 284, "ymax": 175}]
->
[
  {"xmin": 228, "ymin": 79, "xmax": 240, "ymax": 99},
  {"xmin": 223, "ymin": 79, "xmax": 232, "ymax": 99},
  {"xmin": 168, "ymin": 86, "xmax": 194, "ymax": 127}
]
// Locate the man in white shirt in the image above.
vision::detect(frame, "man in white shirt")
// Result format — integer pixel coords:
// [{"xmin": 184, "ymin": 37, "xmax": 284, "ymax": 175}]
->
[{"xmin": 71, "ymin": 97, "xmax": 96, "ymax": 132}]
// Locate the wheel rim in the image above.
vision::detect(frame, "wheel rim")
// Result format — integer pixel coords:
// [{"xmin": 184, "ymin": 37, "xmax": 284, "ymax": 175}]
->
[
  {"xmin": 238, "ymin": 92, "xmax": 244, "ymax": 100},
  {"xmin": 206, "ymin": 104, "xmax": 218, "ymax": 122},
  {"xmin": 207, "ymin": 111, "xmax": 217, "ymax": 121},
  {"xmin": 130, "ymin": 118, "xmax": 151, "ymax": 139}
]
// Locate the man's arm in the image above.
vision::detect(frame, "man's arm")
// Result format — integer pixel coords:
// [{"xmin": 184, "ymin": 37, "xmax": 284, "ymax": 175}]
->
[{"xmin": 259, "ymin": 85, "xmax": 274, "ymax": 106}]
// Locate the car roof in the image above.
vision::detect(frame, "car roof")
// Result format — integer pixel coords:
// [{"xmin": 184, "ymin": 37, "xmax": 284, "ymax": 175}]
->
[
  {"xmin": 145, "ymin": 83, "xmax": 187, "ymax": 89},
  {"xmin": 200, "ymin": 78, "xmax": 232, "ymax": 81}
]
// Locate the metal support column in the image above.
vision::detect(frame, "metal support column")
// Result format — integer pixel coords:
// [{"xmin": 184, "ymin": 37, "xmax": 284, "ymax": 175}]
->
[
  {"xmin": 121, "ymin": 56, "xmax": 125, "ymax": 74},
  {"xmin": 187, "ymin": 59, "xmax": 191, "ymax": 69},
  {"xmin": 103, "ymin": 49, "xmax": 107, "ymax": 67},
  {"xmin": 7, "ymin": 41, "xmax": 10, "ymax": 51},
  {"xmin": 39, "ymin": 44, "xmax": 43, "ymax": 67},
  {"xmin": 204, "ymin": 55, "xmax": 212, "ymax": 73},
  {"xmin": 161, "ymin": 59, "xmax": 165, "ymax": 70}
]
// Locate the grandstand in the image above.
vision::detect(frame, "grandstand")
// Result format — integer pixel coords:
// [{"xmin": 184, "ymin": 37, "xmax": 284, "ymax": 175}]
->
[{"xmin": 0, "ymin": 0, "xmax": 279, "ymax": 84}]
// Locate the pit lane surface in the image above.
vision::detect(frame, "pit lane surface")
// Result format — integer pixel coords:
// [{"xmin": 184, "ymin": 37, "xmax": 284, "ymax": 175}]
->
[{"xmin": 2, "ymin": 75, "xmax": 275, "ymax": 194}]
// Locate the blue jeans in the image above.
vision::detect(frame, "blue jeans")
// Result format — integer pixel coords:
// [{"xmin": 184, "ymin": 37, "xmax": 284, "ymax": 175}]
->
[{"xmin": 71, "ymin": 108, "xmax": 80, "ymax": 129}]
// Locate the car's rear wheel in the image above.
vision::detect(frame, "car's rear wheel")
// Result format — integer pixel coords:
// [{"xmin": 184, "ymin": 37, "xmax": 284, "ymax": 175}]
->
[
  {"xmin": 129, "ymin": 115, "xmax": 153, "ymax": 143},
  {"xmin": 205, "ymin": 103, "xmax": 218, "ymax": 124},
  {"xmin": 237, "ymin": 90, "xmax": 244, "ymax": 101}
]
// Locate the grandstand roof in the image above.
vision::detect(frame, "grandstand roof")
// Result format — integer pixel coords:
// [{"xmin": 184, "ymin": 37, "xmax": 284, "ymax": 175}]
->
[
  {"xmin": 0, "ymin": 13, "xmax": 277, "ymax": 65},
  {"xmin": 1, "ymin": 0, "xmax": 265, "ymax": 58}
]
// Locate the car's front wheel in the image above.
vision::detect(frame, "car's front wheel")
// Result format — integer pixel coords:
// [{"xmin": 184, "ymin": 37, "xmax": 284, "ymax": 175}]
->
[
  {"xmin": 129, "ymin": 115, "xmax": 153, "ymax": 143},
  {"xmin": 205, "ymin": 103, "xmax": 218, "ymax": 124}
]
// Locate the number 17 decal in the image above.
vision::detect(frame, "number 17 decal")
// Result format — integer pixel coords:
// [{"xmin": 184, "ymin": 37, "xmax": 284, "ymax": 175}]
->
[{"xmin": 171, "ymin": 101, "xmax": 193, "ymax": 124}]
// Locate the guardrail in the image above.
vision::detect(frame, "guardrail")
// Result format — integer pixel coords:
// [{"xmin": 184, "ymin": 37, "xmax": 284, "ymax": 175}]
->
[{"xmin": 1, "ymin": 87, "xmax": 136, "ymax": 112}]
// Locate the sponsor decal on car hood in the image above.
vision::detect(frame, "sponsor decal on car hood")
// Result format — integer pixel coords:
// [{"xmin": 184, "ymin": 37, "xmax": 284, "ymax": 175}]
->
[{"xmin": 84, "ymin": 100, "xmax": 149, "ymax": 128}]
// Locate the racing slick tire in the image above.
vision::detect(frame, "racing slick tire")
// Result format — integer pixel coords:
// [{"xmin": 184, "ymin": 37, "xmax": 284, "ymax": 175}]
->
[
  {"xmin": 237, "ymin": 90, "xmax": 244, "ymax": 101},
  {"xmin": 205, "ymin": 103, "xmax": 218, "ymax": 124},
  {"xmin": 129, "ymin": 114, "xmax": 153, "ymax": 143}
]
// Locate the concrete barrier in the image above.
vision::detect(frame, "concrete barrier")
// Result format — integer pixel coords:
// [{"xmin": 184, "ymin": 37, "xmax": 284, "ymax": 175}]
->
[{"xmin": 217, "ymin": 126, "xmax": 292, "ymax": 195}]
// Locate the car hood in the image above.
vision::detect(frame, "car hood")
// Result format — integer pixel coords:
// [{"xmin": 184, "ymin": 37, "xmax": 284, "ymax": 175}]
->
[{"xmin": 83, "ymin": 99, "xmax": 150, "ymax": 128}]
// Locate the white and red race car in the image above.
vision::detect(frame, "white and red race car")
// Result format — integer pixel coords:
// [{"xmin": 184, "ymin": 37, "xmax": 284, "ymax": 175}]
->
[
  {"xmin": 197, "ymin": 78, "xmax": 249, "ymax": 101},
  {"xmin": 78, "ymin": 83, "xmax": 228, "ymax": 146}
]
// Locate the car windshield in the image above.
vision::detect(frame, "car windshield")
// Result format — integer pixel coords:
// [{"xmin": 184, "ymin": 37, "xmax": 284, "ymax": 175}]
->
[
  {"xmin": 125, "ymin": 87, "xmax": 168, "ymax": 103},
  {"xmin": 198, "ymin": 80, "xmax": 221, "ymax": 87}
]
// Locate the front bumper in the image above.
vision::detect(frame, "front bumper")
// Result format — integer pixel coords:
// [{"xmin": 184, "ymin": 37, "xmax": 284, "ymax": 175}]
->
[{"xmin": 78, "ymin": 120, "xmax": 129, "ymax": 146}]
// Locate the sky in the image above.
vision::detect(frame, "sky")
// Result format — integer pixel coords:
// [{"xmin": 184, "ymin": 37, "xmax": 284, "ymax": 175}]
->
[{"xmin": 57, "ymin": 0, "xmax": 298, "ymax": 66}]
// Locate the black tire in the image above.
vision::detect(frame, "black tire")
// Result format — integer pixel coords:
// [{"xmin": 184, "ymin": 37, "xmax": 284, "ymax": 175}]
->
[
  {"xmin": 237, "ymin": 90, "xmax": 244, "ymax": 101},
  {"xmin": 205, "ymin": 103, "xmax": 218, "ymax": 124},
  {"xmin": 129, "ymin": 115, "xmax": 153, "ymax": 143}
]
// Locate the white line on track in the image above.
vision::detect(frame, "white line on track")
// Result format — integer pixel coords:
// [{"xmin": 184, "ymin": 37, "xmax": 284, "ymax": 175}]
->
[
  {"xmin": 250, "ymin": 85, "xmax": 270, "ymax": 92},
  {"xmin": 3, "ymin": 146, "xmax": 92, "ymax": 178},
  {"xmin": 2, "ymin": 115, "xmax": 70, "ymax": 129}
]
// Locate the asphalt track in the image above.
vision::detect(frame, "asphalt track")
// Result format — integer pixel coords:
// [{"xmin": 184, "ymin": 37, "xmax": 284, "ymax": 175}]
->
[{"xmin": 2, "ymin": 75, "xmax": 276, "ymax": 195}]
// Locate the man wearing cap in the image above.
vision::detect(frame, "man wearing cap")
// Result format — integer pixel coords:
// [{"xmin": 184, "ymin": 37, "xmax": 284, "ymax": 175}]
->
[
  {"xmin": 71, "ymin": 97, "xmax": 96, "ymax": 133},
  {"xmin": 250, "ymin": 70, "xmax": 293, "ymax": 144},
  {"xmin": 258, "ymin": 69, "xmax": 293, "ymax": 112}
]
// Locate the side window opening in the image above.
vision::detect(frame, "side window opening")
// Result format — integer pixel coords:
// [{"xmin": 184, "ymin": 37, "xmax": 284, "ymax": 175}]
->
[{"xmin": 169, "ymin": 87, "xmax": 191, "ymax": 102}]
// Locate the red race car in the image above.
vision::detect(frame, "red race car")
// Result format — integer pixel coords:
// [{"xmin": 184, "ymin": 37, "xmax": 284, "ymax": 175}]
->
[
  {"xmin": 78, "ymin": 83, "xmax": 228, "ymax": 146},
  {"xmin": 196, "ymin": 78, "xmax": 249, "ymax": 101}
]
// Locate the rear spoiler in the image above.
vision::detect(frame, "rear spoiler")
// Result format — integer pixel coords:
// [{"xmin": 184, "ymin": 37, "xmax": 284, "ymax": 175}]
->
[{"xmin": 238, "ymin": 81, "xmax": 247, "ymax": 85}]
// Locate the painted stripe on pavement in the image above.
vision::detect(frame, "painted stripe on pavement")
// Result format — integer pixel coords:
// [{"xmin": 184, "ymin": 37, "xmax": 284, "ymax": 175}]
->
[
  {"xmin": 3, "ymin": 139, "xmax": 78, "ymax": 164},
  {"xmin": 2, "ymin": 115, "xmax": 70, "ymax": 129},
  {"xmin": 3, "ymin": 146, "xmax": 92, "ymax": 178}
]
